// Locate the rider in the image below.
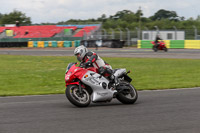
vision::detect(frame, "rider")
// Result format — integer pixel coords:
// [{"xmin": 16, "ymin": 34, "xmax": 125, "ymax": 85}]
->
[
  {"xmin": 154, "ymin": 35, "xmax": 162, "ymax": 48},
  {"xmin": 74, "ymin": 45, "xmax": 116, "ymax": 83}
]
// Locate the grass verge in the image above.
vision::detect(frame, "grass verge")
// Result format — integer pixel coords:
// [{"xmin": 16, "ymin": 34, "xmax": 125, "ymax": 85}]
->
[{"xmin": 0, "ymin": 55, "xmax": 200, "ymax": 96}]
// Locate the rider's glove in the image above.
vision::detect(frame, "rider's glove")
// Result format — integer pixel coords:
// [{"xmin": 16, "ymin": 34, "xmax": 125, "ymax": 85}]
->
[
  {"xmin": 85, "ymin": 61, "xmax": 92, "ymax": 67},
  {"xmin": 79, "ymin": 63, "xmax": 85, "ymax": 68}
]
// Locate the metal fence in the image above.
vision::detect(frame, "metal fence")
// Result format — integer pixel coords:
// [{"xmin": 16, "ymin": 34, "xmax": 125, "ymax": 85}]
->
[
  {"xmin": 88, "ymin": 28, "xmax": 138, "ymax": 46},
  {"xmin": 87, "ymin": 26, "xmax": 200, "ymax": 46}
]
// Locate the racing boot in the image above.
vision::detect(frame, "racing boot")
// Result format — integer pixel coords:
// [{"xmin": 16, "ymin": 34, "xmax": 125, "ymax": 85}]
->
[{"xmin": 109, "ymin": 73, "xmax": 119, "ymax": 86}]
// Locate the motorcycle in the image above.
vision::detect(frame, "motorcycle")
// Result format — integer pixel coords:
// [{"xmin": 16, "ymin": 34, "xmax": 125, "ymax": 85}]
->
[
  {"xmin": 151, "ymin": 41, "xmax": 168, "ymax": 52},
  {"xmin": 65, "ymin": 62, "xmax": 138, "ymax": 107}
]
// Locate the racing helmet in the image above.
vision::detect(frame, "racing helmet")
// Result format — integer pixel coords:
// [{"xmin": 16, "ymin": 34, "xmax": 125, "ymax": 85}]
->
[{"xmin": 74, "ymin": 45, "xmax": 88, "ymax": 62}]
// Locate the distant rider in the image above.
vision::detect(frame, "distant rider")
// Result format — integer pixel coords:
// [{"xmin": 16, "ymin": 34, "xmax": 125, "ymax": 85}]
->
[
  {"xmin": 74, "ymin": 45, "xmax": 116, "ymax": 83},
  {"xmin": 154, "ymin": 35, "xmax": 162, "ymax": 48}
]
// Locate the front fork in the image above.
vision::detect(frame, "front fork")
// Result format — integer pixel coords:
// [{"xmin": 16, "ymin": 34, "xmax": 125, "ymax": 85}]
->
[
  {"xmin": 78, "ymin": 80, "xmax": 83, "ymax": 96},
  {"xmin": 66, "ymin": 81, "xmax": 84, "ymax": 96}
]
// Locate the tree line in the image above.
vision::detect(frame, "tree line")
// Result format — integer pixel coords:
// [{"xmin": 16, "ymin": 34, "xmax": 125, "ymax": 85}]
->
[{"xmin": 0, "ymin": 9, "xmax": 200, "ymax": 31}]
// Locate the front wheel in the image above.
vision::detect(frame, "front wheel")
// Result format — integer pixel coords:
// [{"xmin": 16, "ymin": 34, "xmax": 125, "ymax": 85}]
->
[
  {"xmin": 116, "ymin": 81, "xmax": 138, "ymax": 104},
  {"xmin": 163, "ymin": 47, "xmax": 168, "ymax": 52},
  {"xmin": 65, "ymin": 85, "xmax": 91, "ymax": 107}
]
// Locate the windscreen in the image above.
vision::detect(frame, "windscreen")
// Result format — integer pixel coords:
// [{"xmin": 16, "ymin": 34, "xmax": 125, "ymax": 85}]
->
[{"xmin": 65, "ymin": 63, "xmax": 76, "ymax": 73}]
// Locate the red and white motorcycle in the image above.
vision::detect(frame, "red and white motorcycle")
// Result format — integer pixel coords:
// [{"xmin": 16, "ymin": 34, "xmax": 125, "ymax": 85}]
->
[{"xmin": 65, "ymin": 63, "xmax": 138, "ymax": 107}]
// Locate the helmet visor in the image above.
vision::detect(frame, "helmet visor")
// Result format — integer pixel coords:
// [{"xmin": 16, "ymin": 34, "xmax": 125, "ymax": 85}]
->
[{"xmin": 76, "ymin": 54, "xmax": 82, "ymax": 62}]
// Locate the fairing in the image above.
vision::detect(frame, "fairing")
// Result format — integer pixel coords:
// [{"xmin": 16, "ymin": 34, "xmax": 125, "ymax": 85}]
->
[{"xmin": 81, "ymin": 71, "xmax": 116, "ymax": 102}]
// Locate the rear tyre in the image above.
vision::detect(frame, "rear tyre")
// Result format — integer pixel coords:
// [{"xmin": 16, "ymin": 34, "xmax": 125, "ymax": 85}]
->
[
  {"xmin": 116, "ymin": 81, "xmax": 138, "ymax": 104},
  {"xmin": 153, "ymin": 45, "xmax": 158, "ymax": 52},
  {"xmin": 65, "ymin": 85, "xmax": 91, "ymax": 107}
]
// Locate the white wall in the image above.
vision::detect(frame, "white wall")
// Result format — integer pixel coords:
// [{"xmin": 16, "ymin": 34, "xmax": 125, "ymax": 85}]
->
[{"xmin": 142, "ymin": 30, "xmax": 185, "ymax": 40}]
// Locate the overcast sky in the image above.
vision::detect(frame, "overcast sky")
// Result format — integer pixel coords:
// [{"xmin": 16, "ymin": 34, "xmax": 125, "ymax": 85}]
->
[{"xmin": 0, "ymin": 0, "xmax": 199, "ymax": 23}]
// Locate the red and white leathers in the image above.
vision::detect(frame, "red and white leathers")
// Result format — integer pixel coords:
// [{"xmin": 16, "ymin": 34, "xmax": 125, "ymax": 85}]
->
[
  {"xmin": 74, "ymin": 45, "xmax": 114, "ymax": 81},
  {"xmin": 79, "ymin": 51, "xmax": 114, "ymax": 80},
  {"xmin": 83, "ymin": 51, "xmax": 112, "ymax": 69}
]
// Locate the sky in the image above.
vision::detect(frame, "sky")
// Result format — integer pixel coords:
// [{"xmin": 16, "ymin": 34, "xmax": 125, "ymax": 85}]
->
[{"xmin": 0, "ymin": 0, "xmax": 199, "ymax": 23}]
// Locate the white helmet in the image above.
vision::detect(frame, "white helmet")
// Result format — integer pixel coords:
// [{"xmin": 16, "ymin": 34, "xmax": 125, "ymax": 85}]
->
[{"xmin": 74, "ymin": 45, "xmax": 88, "ymax": 62}]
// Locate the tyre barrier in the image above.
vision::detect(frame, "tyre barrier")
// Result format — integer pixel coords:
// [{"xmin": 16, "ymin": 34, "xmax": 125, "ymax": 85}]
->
[
  {"xmin": 28, "ymin": 40, "xmax": 81, "ymax": 48},
  {"xmin": 28, "ymin": 39, "xmax": 125, "ymax": 48},
  {"xmin": 137, "ymin": 40, "xmax": 200, "ymax": 49},
  {"xmin": 0, "ymin": 42, "xmax": 27, "ymax": 47}
]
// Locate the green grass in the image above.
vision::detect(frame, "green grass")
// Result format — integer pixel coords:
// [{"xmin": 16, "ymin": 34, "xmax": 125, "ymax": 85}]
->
[{"xmin": 0, "ymin": 55, "xmax": 200, "ymax": 96}]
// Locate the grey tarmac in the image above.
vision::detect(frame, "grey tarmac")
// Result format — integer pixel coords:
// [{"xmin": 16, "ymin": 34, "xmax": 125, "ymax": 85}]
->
[
  {"xmin": 0, "ymin": 88, "xmax": 200, "ymax": 133},
  {"xmin": 0, "ymin": 47, "xmax": 200, "ymax": 59}
]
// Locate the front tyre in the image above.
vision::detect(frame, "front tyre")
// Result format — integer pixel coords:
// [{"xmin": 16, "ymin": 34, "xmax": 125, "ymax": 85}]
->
[
  {"xmin": 116, "ymin": 81, "xmax": 138, "ymax": 104},
  {"xmin": 164, "ymin": 47, "xmax": 168, "ymax": 52},
  {"xmin": 65, "ymin": 85, "xmax": 91, "ymax": 107}
]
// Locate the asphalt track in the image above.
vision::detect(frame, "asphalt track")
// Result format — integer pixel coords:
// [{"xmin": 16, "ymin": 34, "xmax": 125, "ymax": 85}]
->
[
  {"xmin": 1, "ymin": 88, "xmax": 200, "ymax": 133},
  {"xmin": 0, "ymin": 48, "xmax": 200, "ymax": 133},
  {"xmin": 0, "ymin": 47, "xmax": 200, "ymax": 59}
]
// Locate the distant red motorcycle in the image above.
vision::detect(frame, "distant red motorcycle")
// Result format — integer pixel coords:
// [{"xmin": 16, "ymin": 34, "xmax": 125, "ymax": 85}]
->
[{"xmin": 151, "ymin": 41, "xmax": 168, "ymax": 52}]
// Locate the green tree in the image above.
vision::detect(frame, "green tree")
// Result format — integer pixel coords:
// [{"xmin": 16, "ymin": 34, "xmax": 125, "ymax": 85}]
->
[
  {"xmin": 0, "ymin": 13, "xmax": 3, "ymax": 19},
  {"xmin": 150, "ymin": 9, "xmax": 180, "ymax": 21},
  {"xmin": 110, "ymin": 10, "xmax": 134, "ymax": 19},
  {"xmin": 0, "ymin": 13, "xmax": 3, "ymax": 25},
  {"xmin": 97, "ymin": 14, "xmax": 107, "ymax": 22},
  {"xmin": 121, "ymin": 13, "xmax": 137, "ymax": 23},
  {"xmin": 103, "ymin": 19, "xmax": 118, "ymax": 29},
  {"xmin": 135, "ymin": 8, "xmax": 143, "ymax": 21},
  {"xmin": 0, "ymin": 10, "xmax": 31, "ymax": 25},
  {"xmin": 54, "ymin": 8, "xmax": 199, "ymax": 33},
  {"xmin": 196, "ymin": 15, "xmax": 200, "ymax": 22}
]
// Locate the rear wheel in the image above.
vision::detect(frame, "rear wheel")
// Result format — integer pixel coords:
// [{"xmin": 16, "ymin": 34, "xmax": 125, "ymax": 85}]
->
[
  {"xmin": 65, "ymin": 85, "xmax": 91, "ymax": 107},
  {"xmin": 153, "ymin": 45, "xmax": 158, "ymax": 52},
  {"xmin": 116, "ymin": 81, "xmax": 138, "ymax": 104}
]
